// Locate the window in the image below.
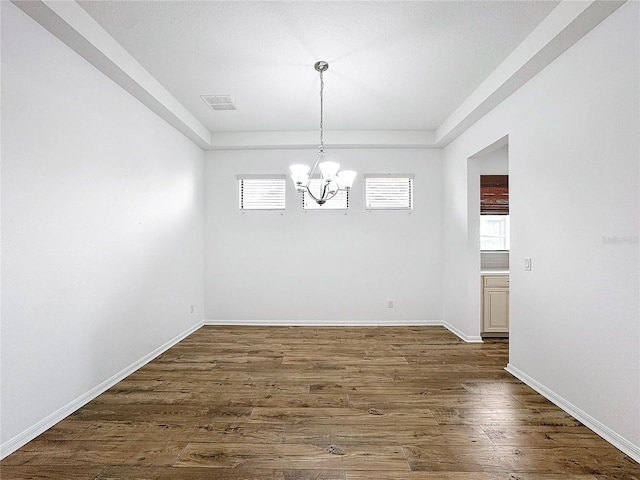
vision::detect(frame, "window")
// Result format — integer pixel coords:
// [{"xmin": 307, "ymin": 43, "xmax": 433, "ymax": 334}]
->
[
  {"xmin": 303, "ymin": 178, "xmax": 349, "ymax": 210},
  {"xmin": 480, "ymin": 175, "xmax": 509, "ymax": 250},
  {"xmin": 480, "ymin": 215, "xmax": 510, "ymax": 250},
  {"xmin": 237, "ymin": 175, "xmax": 286, "ymax": 210},
  {"xmin": 365, "ymin": 174, "xmax": 414, "ymax": 210}
]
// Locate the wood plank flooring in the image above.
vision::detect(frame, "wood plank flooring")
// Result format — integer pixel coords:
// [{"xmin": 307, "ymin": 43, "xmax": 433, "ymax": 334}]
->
[{"xmin": 2, "ymin": 326, "xmax": 639, "ymax": 479}]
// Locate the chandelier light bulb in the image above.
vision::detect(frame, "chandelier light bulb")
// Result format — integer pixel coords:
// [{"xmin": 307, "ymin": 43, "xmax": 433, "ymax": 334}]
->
[
  {"xmin": 289, "ymin": 164, "xmax": 310, "ymax": 185},
  {"xmin": 337, "ymin": 170, "xmax": 357, "ymax": 190},
  {"xmin": 319, "ymin": 161, "xmax": 340, "ymax": 182}
]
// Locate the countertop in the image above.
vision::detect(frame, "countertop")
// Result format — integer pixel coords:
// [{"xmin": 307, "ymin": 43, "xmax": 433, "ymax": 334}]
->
[{"xmin": 481, "ymin": 270, "xmax": 509, "ymax": 275}]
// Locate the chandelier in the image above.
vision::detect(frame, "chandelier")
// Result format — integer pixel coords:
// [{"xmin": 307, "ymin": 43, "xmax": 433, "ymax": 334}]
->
[{"xmin": 289, "ymin": 61, "xmax": 356, "ymax": 205}]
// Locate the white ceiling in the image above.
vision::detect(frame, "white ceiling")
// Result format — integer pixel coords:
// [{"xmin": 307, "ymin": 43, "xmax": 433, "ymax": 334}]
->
[
  {"xmin": 15, "ymin": 0, "xmax": 624, "ymax": 148},
  {"xmin": 76, "ymin": 0, "xmax": 558, "ymax": 134}
]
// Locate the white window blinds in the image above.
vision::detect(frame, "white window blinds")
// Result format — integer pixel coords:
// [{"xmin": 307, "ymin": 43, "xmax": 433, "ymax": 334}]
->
[
  {"xmin": 365, "ymin": 174, "xmax": 414, "ymax": 210},
  {"xmin": 237, "ymin": 175, "xmax": 286, "ymax": 210},
  {"xmin": 303, "ymin": 178, "xmax": 349, "ymax": 210}
]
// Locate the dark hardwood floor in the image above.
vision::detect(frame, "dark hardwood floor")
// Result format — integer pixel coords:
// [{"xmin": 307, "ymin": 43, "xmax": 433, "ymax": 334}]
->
[{"xmin": 2, "ymin": 326, "xmax": 639, "ymax": 479}]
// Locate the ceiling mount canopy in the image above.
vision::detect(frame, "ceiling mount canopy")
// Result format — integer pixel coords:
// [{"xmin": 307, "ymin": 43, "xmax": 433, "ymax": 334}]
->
[
  {"xmin": 289, "ymin": 61, "xmax": 356, "ymax": 205},
  {"xmin": 314, "ymin": 61, "xmax": 329, "ymax": 73}
]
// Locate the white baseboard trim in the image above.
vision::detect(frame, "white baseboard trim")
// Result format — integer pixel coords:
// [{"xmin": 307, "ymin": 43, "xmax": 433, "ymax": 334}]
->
[
  {"xmin": 203, "ymin": 318, "xmax": 444, "ymax": 327},
  {"xmin": 442, "ymin": 321, "xmax": 483, "ymax": 343},
  {"xmin": 0, "ymin": 320, "xmax": 204, "ymax": 460},
  {"xmin": 204, "ymin": 319, "xmax": 485, "ymax": 343},
  {"xmin": 506, "ymin": 363, "xmax": 640, "ymax": 463}
]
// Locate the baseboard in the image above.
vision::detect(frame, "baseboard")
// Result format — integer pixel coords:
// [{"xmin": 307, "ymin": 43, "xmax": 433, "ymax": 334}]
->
[
  {"xmin": 506, "ymin": 363, "xmax": 640, "ymax": 463},
  {"xmin": 0, "ymin": 320, "xmax": 204, "ymax": 460},
  {"xmin": 204, "ymin": 319, "xmax": 485, "ymax": 343},
  {"xmin": 442, "ymin": 321, "xmax": 483, "ymax": 343},
  {"xmin": 203, "ymin": 318, "xmax": 444, "ymax": 327}
]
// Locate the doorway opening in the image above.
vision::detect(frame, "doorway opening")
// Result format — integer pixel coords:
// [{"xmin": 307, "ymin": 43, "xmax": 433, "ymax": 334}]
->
[{"xmin": 467, "ymin": 136, "xmax": 509, "ymax": 342}]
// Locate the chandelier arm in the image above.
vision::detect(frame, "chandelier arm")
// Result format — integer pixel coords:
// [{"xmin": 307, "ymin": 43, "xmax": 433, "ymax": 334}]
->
[
  {"xmin": 302, "ymin": 180, "xmax": 340, "ymax": 205},
  {"xmin": 303, "ymin": 185, "xmax": 323, "ymax": 204},
  {"xmin": 309, "ymin": 180, "xmax": 329, "ymax": 204},
  {"xmin": 321, "ymin": 180, "xmax": 329, "ymax": 201},
  {"xmin": 323, "ymin": 187, "xmax": 340, "ymax": 202},
  {"xmin": 308, "ymin": 150, "xmax": 324, "ymax": 181}
]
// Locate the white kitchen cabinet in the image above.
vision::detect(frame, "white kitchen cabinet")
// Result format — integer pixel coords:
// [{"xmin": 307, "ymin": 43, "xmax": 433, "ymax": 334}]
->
[{"xmin": 482, "ymin": 275, "xmax": 509, "ymax": 335}]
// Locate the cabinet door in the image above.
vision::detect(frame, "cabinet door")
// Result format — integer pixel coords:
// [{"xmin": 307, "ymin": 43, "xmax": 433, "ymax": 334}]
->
[{"xmin": 483, "ymin": 288, "xmax": 509, "ymax": 332}]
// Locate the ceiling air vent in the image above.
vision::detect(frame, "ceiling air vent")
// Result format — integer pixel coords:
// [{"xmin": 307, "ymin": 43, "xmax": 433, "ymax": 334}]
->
[{"xmin": 201, "ymin": 95, "xmax": 237, "ymax": 111}]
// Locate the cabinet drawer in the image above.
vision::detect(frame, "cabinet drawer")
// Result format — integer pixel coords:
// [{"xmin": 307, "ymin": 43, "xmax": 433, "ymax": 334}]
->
[{"xmin": 483, "ymin": 275, "xmax": 509, "ymax": 287}]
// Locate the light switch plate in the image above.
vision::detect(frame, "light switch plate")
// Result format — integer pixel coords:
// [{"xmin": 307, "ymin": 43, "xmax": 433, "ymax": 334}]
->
[{"xmin": 524, "ymin": 257, "xmax": 532, "ymax": 271}]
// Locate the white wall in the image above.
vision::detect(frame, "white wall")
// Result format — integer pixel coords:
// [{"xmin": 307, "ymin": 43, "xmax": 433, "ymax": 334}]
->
[
  {"xmin": 0, "ymin": 2, "xmax": 205, "ymax": 454},
  {"xmin": 443, "ymin": 1, "xmax": 639, "ymax": 458},
  {"xmin": 204, "ymin": 148, "xmax": 442, "ymax": 324}
]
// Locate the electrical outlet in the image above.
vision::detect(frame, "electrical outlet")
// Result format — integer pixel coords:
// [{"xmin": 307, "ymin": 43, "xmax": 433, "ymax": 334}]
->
[
  {"xmin": 190, "ymin": 304, "xmax": 195, "ymax": 314},
  {"xmin": 388, "ymin": 300, "xmax": 394, "ymax": 308}
]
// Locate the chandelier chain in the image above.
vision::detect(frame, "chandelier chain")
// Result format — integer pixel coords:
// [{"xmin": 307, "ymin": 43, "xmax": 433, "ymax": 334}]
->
[{"xmin": 319, "ymin": 68, "xmax": 324, "ymax": 153}]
